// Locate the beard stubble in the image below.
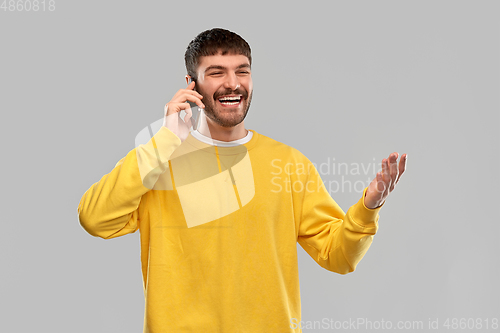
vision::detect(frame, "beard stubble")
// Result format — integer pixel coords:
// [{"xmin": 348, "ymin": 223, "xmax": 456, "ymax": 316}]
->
[{"xmin": 196, "ymin": 85, "xmax": 253, "ymax": 128}]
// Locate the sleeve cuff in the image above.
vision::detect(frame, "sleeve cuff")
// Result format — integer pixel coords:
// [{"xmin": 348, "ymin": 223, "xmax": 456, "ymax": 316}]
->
[
  {"xmin": 348, "ymin": 187, "xmax": 382, "ymax": 229},
  {"xmin": 152, "ymin": 126, "xmax": 182, "ymax": 162},
  {"xmin": 135, "ymin": 126, "xmax": 182, "ymax": 189}
]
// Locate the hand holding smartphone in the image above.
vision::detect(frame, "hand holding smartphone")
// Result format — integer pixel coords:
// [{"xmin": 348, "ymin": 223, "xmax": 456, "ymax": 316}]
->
[
  {"xmin": 187, "ymin": 78, "xmax": 202, "ymax": 130},
  {"xmin": 162, "ymin": 78, "xmax": 204, "ymax": 142}
]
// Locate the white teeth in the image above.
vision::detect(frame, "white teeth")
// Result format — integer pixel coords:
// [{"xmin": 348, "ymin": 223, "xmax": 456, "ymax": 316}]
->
[
  {"xmin": 218, "ymin": 96, "xmax": 241, "ymax": 106},
  {"xmin": 219, "ymin": 96, "xmax": 241, "ymax": 101}
]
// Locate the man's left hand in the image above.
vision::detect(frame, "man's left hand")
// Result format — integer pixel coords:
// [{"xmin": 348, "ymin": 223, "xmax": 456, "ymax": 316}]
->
[{"xmin": 364, "ymin": 152, "xmax": 407, "ymax": 209}]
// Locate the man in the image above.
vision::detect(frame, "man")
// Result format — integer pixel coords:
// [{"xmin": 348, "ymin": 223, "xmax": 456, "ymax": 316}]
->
[{"xmin": 78, "ymin": 28, "xmax": 407, "ymax": 332}]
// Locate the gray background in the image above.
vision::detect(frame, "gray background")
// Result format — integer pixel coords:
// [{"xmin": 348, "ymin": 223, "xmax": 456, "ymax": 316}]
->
[{"xmin": 1, "ymin": 0, "xmax": 499, "ymax": 332}]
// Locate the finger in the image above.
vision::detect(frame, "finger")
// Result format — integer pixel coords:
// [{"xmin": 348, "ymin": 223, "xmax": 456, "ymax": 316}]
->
[
  {"xmin": 185, "ymin": 94, "xmax": 205, "ymax": 109},
  {"xmin": 183, "ymin": 110, "xmax": 193, "ymax": 127},
  {"xmin": 395, "ymin": 153, "xmax": 407, "ymax": 184},
  {"xmin": 165, "ymin": 102, "xmax": 191, "ymax": 116},
  {"xmin": 389, "ymin": 152, "xmax": 399, "ymax": 191},
  {"xmin": 375, "ymin": 172, "xmax": 386, "ymax": 195},
  {"xmin": 172, "ymin": 90, "xmax": 204, "ymax": 105},
  {"xmin": 186, "ymin": 86, "xmax": 204, "ymax": 100},
  {"xmin": 183, "ymin": 105, "xmax": 193, "ymax": 119},
  {"xmin": 171, "ymin": 88, "xmax": 204, "ymax": 104},
  {"xmin": 171, "ymin": 92, "xmax": 205, "ymax": 109},
  {"xmin": 381, "ymin": 159, "xmax": 391, "ymax": 195},
  {"xmin": 182, "ymin": 90, "xmax": 205, "ymax": 109},
  {"xmin": 185, "ymin": 81, "xmax": 204, "ymax": 100}
]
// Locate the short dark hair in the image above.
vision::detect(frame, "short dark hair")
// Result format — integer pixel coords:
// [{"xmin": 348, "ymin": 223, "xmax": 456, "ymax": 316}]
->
[{"xmin": 184, "ymin": 28, "xmax": 252, "ymax": 80}]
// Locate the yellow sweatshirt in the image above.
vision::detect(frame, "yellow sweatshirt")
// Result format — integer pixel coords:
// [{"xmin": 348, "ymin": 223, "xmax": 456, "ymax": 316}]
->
[{"xmin": 78, "ymin": 126, "xmax": 381, "ymax": 333}]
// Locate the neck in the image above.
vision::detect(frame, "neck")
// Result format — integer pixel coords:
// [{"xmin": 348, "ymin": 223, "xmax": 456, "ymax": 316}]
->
[{"xmin": 197, "ymin": 112, "xmax": 248, "ymax": 141}]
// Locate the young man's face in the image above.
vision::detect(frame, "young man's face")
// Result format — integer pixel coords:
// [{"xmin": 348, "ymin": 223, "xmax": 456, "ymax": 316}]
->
[{"xmin": 193, "ymin": 53, "xmax": 253, "ymax": 128}]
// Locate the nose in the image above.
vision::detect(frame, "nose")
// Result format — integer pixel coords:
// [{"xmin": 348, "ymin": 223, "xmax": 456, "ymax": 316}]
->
[{"xmin": 223, "ymin": 73, "xmax": 240, "ymax": 90}]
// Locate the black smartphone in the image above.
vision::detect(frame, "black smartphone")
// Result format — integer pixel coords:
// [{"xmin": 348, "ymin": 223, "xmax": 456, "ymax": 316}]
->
[{"xmin": 187, "ymin": 78, "xmax": 201, "ymax": 130}]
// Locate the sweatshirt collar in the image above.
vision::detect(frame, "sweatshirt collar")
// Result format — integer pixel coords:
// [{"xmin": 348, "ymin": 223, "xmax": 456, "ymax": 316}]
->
[
  {"xmin": 185, "ymin": 129, "xmax": 259, "ymax": 155},
  {"xmin": 191, "ymin": 129, "xmax": 253, "ymax": 147}
]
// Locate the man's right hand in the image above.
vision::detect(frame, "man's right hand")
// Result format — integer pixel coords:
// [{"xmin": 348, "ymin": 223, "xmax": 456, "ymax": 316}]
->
[{"xmin": 162, "ymin": 81, "xmax": 205, "ymax": 142}]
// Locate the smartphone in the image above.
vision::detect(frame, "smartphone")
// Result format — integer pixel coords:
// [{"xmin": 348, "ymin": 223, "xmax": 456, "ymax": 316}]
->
[{"xmin": 187, "ymin": 78, "xmax": 201, "ymax": 130}]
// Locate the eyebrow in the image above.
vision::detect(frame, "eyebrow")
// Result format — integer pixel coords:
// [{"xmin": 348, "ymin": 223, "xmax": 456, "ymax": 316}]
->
[{"xmin": 204, "ymin": 64, "xmax": 251, "ymax": 73}]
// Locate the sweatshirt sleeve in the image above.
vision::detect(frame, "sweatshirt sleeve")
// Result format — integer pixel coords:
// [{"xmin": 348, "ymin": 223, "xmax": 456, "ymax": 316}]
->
[
  {"xmin": 296, "ymin": 159, "xmax": 382, "ymax": 274},
  {"xmin": 77, "ymin": 126, "xmax": 181, "ymax": 239}
]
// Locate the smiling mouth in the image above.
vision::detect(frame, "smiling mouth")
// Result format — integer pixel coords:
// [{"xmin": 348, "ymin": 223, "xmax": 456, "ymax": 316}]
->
[{"xmin": 218, "ymin": 95, "xmax": 242, "ymax": 107}]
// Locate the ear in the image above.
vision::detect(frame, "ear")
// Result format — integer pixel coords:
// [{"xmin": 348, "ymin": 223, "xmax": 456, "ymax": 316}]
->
[{"xmin": 185, "ymin": 75, "xmax": 192, "ymax": 85}]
